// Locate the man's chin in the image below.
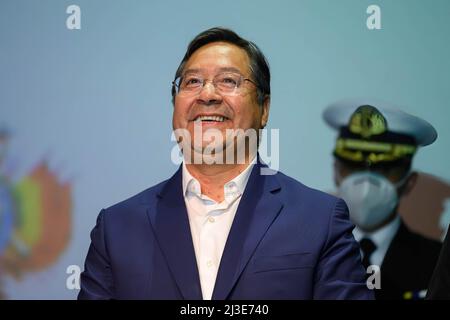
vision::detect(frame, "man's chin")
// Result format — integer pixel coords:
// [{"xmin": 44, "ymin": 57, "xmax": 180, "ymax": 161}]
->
[
  {"xmin": 186, "ymin": 141, "xmax": 255, "ymax": 164},
  {"xmin": 191, "ymin": 144, "xmax": 227, "ymax": 157}
]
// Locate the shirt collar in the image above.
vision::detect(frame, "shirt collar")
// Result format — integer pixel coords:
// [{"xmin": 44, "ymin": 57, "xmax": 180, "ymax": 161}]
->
[
  {"xmin": 182, "ymin": 157, "xmax": 256, "ymax": 201},
  {"xmin": 353, "ymin": 215, "xmax": 401, "ymax": 252}
]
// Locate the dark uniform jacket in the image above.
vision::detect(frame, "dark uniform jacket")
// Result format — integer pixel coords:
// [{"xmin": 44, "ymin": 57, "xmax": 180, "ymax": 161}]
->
[{"xmin": 376, "ymin": 221, "xmax": 442, "ymax": 299}]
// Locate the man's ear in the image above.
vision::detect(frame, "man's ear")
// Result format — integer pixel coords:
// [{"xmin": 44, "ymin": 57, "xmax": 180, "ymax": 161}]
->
[
  {"xmin": 402, "ymin": 171, "xmax": 418, "ymax": 196},
  {"xmin": 260, "ymin": 96, "xmax": 270, "ymax": 128}
]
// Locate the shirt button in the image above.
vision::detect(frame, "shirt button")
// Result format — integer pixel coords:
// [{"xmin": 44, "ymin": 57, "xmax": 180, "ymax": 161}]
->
[
  {"xmin": 208, "ymin": 216, "xmax": 215, "ymax": 223},
  {"xmin": 206, "ymin": 260, "xmax": 213, "ymax": 268}
]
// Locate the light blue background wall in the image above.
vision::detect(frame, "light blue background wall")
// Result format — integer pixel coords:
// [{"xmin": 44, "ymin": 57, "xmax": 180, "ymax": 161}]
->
[{"xmin": 1, "ymin": 0, "xmax": 449, "ymax": 299}]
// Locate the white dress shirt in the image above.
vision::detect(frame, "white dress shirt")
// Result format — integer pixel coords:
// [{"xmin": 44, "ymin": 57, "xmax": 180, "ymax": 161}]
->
[
  {"xmin": 182, "ymin": 160, "xmax": 255, "ymax": 300},
  {"xmin": 353, "ymin": 216, "xmax": 401, "ymax": 268}
]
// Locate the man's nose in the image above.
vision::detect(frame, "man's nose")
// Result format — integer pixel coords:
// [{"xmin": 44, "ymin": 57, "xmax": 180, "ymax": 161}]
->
[{"xmin": 197, "ymin": 81, "xmax": 222, "ymax": 105}]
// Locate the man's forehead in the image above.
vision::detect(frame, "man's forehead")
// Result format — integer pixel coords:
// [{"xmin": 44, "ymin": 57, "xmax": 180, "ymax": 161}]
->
[{"xmin": 183, "ymin": 42, "xmax": 250, "ymax": 73}]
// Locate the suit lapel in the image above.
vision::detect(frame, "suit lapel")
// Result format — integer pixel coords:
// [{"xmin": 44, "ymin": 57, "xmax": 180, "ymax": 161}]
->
[
  {"xmin": 212, "ymin": 162, "xmax": 283, "ymax": 300},
  {"xmin": 148, "ymin": 167, "xmax": 202, "ymax": 300}
]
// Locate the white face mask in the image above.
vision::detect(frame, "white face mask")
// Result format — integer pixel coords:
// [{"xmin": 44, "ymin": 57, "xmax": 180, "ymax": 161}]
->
[{"xmin": 338, "ymin": 171, "xmax": 409, "ymax": 230}]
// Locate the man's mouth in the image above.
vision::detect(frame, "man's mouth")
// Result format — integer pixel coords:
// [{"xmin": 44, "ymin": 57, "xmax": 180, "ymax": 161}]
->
[{"xmin": 194, "ymin": 115, "xmax": 228, "ymax": 123}]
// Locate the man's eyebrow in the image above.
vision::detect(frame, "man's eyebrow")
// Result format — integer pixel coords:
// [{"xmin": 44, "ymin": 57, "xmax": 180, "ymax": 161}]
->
[{"xmin": 182, "ymin": 67, "xmax": 244, "ymax": 76}]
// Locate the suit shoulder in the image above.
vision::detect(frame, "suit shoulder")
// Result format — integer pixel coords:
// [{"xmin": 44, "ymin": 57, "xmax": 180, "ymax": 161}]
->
[
  {"xmin": 274, "ymin": 171, "xmax": 342, "ymax": 209},
  {"xmin": 394, "ymin": 222, "xmax": 443, "ymax": 261},
  {"xmin": 403, "ymin": 223, "xmax": 442, "ymax": 253},
  {"xmin": 103, "ymin": 178, "xmax": 169, "ymax": 215}
]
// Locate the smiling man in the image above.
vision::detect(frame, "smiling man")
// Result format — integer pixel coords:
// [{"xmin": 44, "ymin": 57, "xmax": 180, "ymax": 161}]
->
[{"xmin": 78, "ymin": 27, "xmax": 372, "ymax": 300}]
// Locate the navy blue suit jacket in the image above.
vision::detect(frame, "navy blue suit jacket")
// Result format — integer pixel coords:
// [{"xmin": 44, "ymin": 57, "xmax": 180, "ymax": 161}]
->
[{"xmin": 79, "ymin": 162, "xmax": 373, "ymax": 299}]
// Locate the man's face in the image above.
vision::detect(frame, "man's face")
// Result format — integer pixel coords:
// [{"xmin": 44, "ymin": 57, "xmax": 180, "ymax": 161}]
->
[
  {"xmin": 333, "ymin": 158, "xmax": 417, "ymax": 232},
  {"xmin": 172, "ymin": 42, "xmax": 269, "ymax": 153}
]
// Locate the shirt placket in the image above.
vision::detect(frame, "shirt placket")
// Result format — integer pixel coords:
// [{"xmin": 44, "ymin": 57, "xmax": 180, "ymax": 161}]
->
[{"xmin": 198, "ymin": 206, "xmax": 221, "ymax": 300}]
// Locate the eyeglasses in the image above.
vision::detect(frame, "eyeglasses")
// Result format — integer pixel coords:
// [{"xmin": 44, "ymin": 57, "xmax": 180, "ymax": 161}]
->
[{"xmin": 172, "ymin": 72, "xmax": 257, "ymax": 96}]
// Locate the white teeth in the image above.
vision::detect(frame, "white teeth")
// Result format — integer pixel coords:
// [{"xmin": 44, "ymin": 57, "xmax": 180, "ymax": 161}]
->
[{"xmin": 195, "ymin": 115, "xmax": 225, "ymax": 122}]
